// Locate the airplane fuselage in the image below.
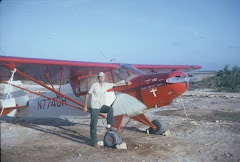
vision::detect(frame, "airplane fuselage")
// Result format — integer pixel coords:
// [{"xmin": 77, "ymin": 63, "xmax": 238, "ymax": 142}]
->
[{"xmin": 15, "ymin": 71, "xmax": 188, "ymax": 119}]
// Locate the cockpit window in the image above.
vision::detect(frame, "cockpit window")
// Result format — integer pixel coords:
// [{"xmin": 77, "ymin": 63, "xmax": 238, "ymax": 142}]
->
[
  {"xmin": 119, "ymin": 64, "xmax": 145, "ymax": 75},
  {"xmin": 111, "ymin": 64, "xmax": 145, "ymax": 82}
]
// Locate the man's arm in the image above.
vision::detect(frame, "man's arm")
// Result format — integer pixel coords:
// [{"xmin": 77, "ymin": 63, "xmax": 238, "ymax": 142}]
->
[
  {"xmin": 114, "ymin": 81, "xmax": 132, "ymax": 87},
  {"xmin": 83, "ymin": 93, "xmax": 90, "ymax": 112}
]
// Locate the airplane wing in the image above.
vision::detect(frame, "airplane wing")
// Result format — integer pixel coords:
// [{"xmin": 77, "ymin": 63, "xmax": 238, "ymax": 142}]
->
[
  {"xmin": 0, "ymin": 56, "xmax": 120, "ymax": 82},
  {"xmin": 0, "ymin": 56, "xmax": 202, "ymax": 83},
  {"xmin": 133, "ymin": 64, "xmax": 202, "ymax": 74}
]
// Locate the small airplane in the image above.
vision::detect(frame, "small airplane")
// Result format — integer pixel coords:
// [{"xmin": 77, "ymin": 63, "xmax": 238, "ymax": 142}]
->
[{"xmin": 0, "ymin": 56, "xmax": 202, "ymax": 147}]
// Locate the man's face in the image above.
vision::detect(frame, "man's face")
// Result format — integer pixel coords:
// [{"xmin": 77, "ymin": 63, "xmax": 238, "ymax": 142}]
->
[{"xmin": 98, "ymin": 76, "xmax": 105, "ymax": 83}]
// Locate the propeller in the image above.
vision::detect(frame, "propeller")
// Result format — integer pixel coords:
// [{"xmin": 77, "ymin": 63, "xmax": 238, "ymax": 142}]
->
[
  {"xmin": 166, "ymin": 76, "xmax": 189, "ymax": 83},
  {"xmin": 166, "ymin": 75, "xmax": 203, "ymax": 84},
  {"xmin": 188, "ymin": 76, "xmax": 204, "ymax": 82}
]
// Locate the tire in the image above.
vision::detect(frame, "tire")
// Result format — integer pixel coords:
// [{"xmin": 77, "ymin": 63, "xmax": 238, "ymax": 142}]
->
[
  {"xmin": 104, "ymin": 130, "xmax": 123, "ymax": 147},
  {"xmin": 149, "ymin": 119, "xmax": 165, "ymax": 135}
]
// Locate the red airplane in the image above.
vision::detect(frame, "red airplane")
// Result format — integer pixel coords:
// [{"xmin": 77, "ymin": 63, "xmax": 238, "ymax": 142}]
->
[{"xmin": 0, "ymin": 56, "xmax": 202, "ymax": 147}]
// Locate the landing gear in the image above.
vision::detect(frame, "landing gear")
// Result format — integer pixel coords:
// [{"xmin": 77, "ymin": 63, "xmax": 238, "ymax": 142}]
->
[
  {"xmin": 149, "ymin": 119, "xmax": 165, "ymax": 135},
  {"xmin": 104, "ymin": 130, "xmax": 122, "ymax": 147}
]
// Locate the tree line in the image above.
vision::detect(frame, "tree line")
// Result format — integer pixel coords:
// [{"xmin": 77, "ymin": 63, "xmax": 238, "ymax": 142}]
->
[{"xmin": 190, "ymin": 65, "xmax": 240, "ymax": 92}]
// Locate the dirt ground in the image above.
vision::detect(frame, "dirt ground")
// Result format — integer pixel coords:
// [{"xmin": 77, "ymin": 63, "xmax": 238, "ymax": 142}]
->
[{"xmin": 1, "ymin": 89, "xmax": 240, "ymax": 162}]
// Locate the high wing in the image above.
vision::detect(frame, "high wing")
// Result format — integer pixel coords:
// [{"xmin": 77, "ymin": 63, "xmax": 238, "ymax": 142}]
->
[
  {"xmin": 0, "ymin": 56, "xmax": 202, "ymax": 83},
  {"xmin": 133, "ymin": 64, "xmax": 202, "ymax": 73},
  {"xmin": 0, "ymin": 56, "xmax": 119, "ymax": 82}
]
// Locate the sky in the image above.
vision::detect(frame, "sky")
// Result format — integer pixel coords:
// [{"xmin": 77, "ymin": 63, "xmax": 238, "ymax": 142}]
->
[{"xmin": 0, "ymin": 0, "xmax": 240, "ymax": 71}]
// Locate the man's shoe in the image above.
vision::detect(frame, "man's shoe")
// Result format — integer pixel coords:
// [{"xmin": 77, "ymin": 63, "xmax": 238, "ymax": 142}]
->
[{"xmin": 106, "ymin": 127, "xmax": 117, "ymax": 131}]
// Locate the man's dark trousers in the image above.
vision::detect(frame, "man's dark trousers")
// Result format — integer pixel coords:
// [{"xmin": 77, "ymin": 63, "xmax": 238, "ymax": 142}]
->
[{"xmin": 90, "ymin": 105, "xmax": 114, "ymax": 145}]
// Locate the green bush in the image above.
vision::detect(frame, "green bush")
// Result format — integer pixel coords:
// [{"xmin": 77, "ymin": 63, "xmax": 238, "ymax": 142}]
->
[
  {"xmin": 190, "ymin": 65, "xmax": 240, "ymax": 92},
  {"xmin": 215, "ymin": 65, "xmax": 240, "ymax": 92}
]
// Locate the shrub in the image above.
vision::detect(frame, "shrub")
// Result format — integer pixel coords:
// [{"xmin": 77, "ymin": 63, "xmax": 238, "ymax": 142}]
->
[
  {"xmin": 215, "ymin": 65, "xmax": 240, "ymax": 92},
  {"xmin": 189, "ymin": 65, "xmax": 240, "ymax": 92}
]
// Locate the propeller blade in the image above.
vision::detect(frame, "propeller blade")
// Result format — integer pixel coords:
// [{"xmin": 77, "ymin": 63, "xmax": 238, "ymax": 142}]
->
[
  {"xmin": 166, "ymin": 77, "xmax": 189, "ymax": 83},
  {"xmin": 189, "ymin": 76, "xmax": 204, "ymax": 82}
]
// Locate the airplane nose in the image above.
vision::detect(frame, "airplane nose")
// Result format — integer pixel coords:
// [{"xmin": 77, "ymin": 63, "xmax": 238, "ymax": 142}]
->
[
  {"xmin": 168, "ymin": 71, "xmax": 189, "ymax": 91},
  {"xmin": 139, "ymin": 72, "xmax": 188, "ymax": 108}
]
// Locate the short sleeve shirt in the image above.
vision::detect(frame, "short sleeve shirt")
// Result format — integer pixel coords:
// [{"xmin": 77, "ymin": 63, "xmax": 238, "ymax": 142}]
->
[{"xmin": 88, "ymin": 82, "xmax": 114, "ymax": 109}]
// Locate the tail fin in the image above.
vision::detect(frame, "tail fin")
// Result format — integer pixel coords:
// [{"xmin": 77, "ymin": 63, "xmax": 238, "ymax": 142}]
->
[{"xmin": 1, "ymin": 81, "xmax": 28, "ymax": 117}]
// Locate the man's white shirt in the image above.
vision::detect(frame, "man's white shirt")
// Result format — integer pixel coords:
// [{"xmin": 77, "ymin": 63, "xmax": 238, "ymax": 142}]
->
[{"xmin": 88, "ymin": 82, "xmax": 114, "ymax": 109}]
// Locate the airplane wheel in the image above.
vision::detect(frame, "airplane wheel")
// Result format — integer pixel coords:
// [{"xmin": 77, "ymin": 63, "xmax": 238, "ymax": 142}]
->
[
  {"xmin": 104, "ymin": 130, "xmax": 122, "ymax": 147},
  {"xmin": 149, "ymin": 119, "xmax": 165, "ymax": 135}
]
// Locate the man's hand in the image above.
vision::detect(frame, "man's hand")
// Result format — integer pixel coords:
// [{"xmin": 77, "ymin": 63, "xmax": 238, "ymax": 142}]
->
[
  {"xmin": 83, "ymin": 105, "xmax": 88, "ymax": 112},
  {"xmin": 114, "ymin": 81, "xmax": 133, "ymax": 87},
  {"xmin": 127, "ymin": 81, "xmax": 132, "ymax": 86}
]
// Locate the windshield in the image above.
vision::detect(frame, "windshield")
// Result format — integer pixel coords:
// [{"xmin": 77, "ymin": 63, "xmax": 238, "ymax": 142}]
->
[
  {"xmin": 119, "ymin": 64, "xmax": 145, "ymax": 75},
  {"xmin": 112, "ymin": 64, "xmax": 145, "ymax": 82}
]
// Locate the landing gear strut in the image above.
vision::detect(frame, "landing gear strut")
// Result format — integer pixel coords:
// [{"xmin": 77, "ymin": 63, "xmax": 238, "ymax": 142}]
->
[
  {"xmin": 149, "ymin": 119, "xmax": 165, "ymax": 135},
  {"xmin": 104, "ymin": 130, "xmax": 122, "ymax": 147}
]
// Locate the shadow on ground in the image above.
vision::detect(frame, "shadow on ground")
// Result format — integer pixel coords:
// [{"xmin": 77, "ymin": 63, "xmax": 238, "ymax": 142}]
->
[{"xmin": 1, "ymin": 116, "xmax": 91, "ymax": 145}]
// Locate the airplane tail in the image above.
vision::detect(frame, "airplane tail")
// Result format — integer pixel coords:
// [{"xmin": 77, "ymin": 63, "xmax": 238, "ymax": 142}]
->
[{"xmin": 0, "ymin": 81, "xmax": 29, "ymax": 117}]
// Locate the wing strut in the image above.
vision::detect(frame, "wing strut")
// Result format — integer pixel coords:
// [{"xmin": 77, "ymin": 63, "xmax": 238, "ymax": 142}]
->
[
  {"xmin": 45, "ymin": 72, "xmax": 55, "ymax": 90},
  {"xmin": 4, "ymin": 64, "xmax": 83, "ymax": 106},
  {"xmin": 59, "ymin": 67, "xmax": 65, "ymax": 92},
  {"xmin": 2, "ymin": 81, "xmax": 82, "ymax": 109},
  {"xmin": 3, "ymin": 64, "xmax": 106, "ymax": 118}
]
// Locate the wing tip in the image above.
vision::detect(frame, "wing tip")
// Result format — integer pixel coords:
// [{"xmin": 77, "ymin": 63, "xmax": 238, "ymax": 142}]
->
[{"xmin": 194, "ymin": 65, "xmax": 202, "ymax": 69}]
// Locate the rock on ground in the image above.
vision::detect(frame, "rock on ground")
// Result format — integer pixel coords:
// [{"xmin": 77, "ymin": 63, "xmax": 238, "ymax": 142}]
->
[{"xmin": 116, "ymin": 142, "xmax": 127, "ymax": 150}]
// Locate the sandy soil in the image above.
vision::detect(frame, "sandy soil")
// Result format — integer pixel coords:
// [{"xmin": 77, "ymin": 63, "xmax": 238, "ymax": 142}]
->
[{"xmin": 1, "ymin": 89, "xmax": 240, "ymax": 162}]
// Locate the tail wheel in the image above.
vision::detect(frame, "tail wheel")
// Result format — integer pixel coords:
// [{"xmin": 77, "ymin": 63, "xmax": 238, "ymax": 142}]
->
[
  {"xmin": 149, "ymin": 119, "xmax": 165, "ymax": 135},
  {"xmin": 104, "ymin": 130, "xmax": 122, "ymax": 147}
]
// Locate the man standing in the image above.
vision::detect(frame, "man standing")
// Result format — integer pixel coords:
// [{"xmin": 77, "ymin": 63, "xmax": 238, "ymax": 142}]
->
[{"xmin": 83, "ymin": 72, "xmax": 132, "ymax": 147}]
